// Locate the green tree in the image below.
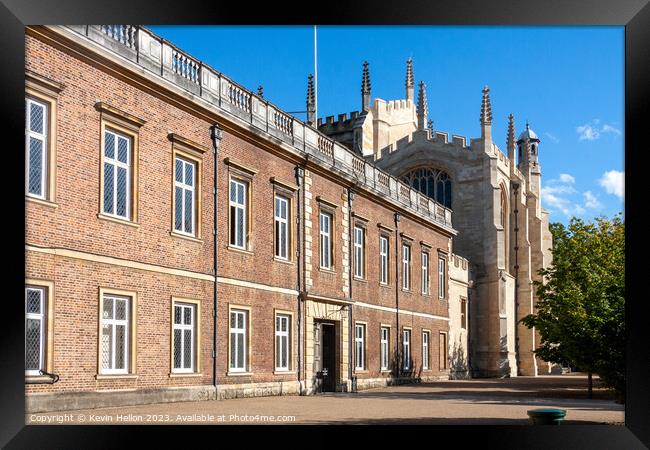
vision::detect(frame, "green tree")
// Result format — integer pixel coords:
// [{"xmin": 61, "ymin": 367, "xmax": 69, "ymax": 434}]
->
[{"xmin": 521, "ymin": 214, "xmax": 625, "ymax": 401}]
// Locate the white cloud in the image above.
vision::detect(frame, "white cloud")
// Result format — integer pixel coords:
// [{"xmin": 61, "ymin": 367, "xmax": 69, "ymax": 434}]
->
[
  {"xmin": 583, "ymin": 191, "xmax": 602, "ymax": 210},
  {"xmin": 541, "ymin": 185, "xmax": 577, "ymax": 196},
  {"xmin": 576, "ymin": 124, "xmax": 600, "ymax": 141},
  {"xmin": 542, "ymin": 176, "xmax": 604, "ymax": 218},
  {"xmin": 544, "ymin": 132, "xmax": 560, "ymax": 144},
  {"xmin": 558, "ymin": 173, "xmax": 575, "ymax": 184},
  {"xmin": 599, "ymin": 170, "xmax": 624, "ymax": 199},
  {"xmin": 576, "ymin": 120, "xmax": 622, "ymax": 141},
  {"xmin": 602, "ymin": 124, "xmax": 621, "ymax": 136}
]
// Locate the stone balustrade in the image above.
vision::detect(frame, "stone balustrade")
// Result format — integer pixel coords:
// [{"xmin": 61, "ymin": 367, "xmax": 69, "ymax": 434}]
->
[{"xmin": 65, "ymin": 25, "xmax": 454, "ymax": 231}]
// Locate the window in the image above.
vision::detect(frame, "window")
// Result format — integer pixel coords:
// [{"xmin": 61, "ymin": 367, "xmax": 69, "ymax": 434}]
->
[
  {"xmin": 275, "ymin": 313, "xmax": 291, "ymax": 371},
  {"xmin": 380, "ymin": 327, "xmax": 389, "ymax": 370},
  {"xmin": 438, "ymin": 257, "xmax": 446, "ymax": 299},
  {"xmin": 355, "ymin": 324, "xmax": 366, "ymax": 370},
  {"xmin": 402, "ymin": 244, "xmax": 411, "ymax": 290},
  {"xmin": 403, "ymin": 329, "xmax": 411, "ymax": 370},
  {"xmin": 439, "ymin": 332, "xmax": 448, "ymax": 370},
  {"xmin": 461, "ymin": 298, "xmax": 467, "ymax": 330},
  {"xmin": 25, "ymin": 98, "xmax": 48, "ymax": 199},
  {"xmin": 400, "ymin": 167, "xmax": 452, "ymax": 208},
  {"xmin": 229, "ymin": 309, "xmax": 247, "ymax": 372},
  {"xmin": 25, "ymin": 287, "xmax": 46, "ymax": 375},
  {"xmin": 26, "ymin": 73, "xmax": 62, "ymax": 204},
  {"xmin": 422, "ymin": 252, "xmax": 430, "ymax": 295},
  {"xmin": 174, "ymin": 156, "xmax": 196, "ymax": 235},
  {"xmin": 102, "ymin": 129, "xmax": 132, "ymax": 220},
  {"xmin": 229, "ymin": 179, "xmax": 248, "ymax": 249},
  {"xmin": 354, "ymin": 225, "xmax": 365, "ymax": 278},
  {"xmin": 101, "ymin": 294, "xmax": 131, "ymax": 374},
  {"xmin": 422, "ymin": 331, "xmax": 430, "ymax": 370},
  {"xmin": 319, "ymin": 212, "xmax": 333, "ymax": 269},
  {"xmin": 275, "ymin": 195, "xmax": 290, "ymax": 260},
  {"xmin": 379, "ymin": 236, "xmax": 389, "ymax": 285},
  {"xmin": 172, "ymin": 302, "xmax": 196, "ymax": 373}
]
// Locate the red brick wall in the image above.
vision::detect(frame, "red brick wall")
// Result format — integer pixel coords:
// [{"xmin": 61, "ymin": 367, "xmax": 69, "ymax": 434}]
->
[{"xmin": 25, "ymin": 30, "xmax": 453, "ymax": 400}]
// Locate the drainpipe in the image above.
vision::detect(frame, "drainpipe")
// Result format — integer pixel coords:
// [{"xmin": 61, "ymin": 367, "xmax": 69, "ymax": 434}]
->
[
  {"xmin": 295, "ymin": 164, "xmax": 305, "ymax": 395},
  {"xmin": 511, "ymin": 182, "xmax": 520, "ymax": 375},
  {"xmin": 394, "ymin": 212, "xmax": 401, "ymax": 381},
  {"xmin": 347, "ymin": 187, "xmax": 354, "ymax": 392},
  {"xmin": 210, "ymin": 124, "xmax": 223, "ymax": 397}
]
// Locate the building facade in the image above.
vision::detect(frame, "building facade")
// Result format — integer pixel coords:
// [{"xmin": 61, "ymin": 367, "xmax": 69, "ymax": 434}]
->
[
  {"xmin": 24, "ymin": 25, "xmax": 470, "ymax": 413},
  {"xmin": 318, "ymin": 59, "xmax": 554, "ymax": 377}
]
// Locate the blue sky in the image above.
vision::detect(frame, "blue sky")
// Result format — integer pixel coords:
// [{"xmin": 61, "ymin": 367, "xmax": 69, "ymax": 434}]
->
[{"xmin": 149, "ymin": 25, "xmax": 624, "ymax": 225}]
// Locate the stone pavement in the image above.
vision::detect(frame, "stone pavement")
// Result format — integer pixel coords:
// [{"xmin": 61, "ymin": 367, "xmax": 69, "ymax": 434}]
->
[{"xmin": 26, "ymin": 375, "xmax": 624, "ymax": 425}]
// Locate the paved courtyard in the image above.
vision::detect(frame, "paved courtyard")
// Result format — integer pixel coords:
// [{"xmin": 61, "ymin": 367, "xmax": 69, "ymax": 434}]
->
[{"xmin": 26, "ymin": 375, "xmax": 624, "ymax": 425}]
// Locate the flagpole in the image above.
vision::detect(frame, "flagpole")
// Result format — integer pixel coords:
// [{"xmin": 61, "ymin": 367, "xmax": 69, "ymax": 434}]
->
[{"xmin": 314, "ymin": 25, "xmax": 318, "ymax": 124}]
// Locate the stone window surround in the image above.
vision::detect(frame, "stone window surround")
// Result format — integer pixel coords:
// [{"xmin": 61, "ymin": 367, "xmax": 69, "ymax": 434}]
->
[
  {"xmin": 95, "ymin": 102, "xmax": 145, "ymax": 228},
  {"xmin": 24, "ymin": 279, "xmax": 55, "ymax": 383},
  {"xmin": 25, "ymin": 70, "xmax": 63, "ymax": 208}
]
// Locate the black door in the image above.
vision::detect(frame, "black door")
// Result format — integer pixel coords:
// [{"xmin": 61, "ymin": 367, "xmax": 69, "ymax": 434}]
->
[{"xmin": 321, "ymin": 323, "xmax": 336, "ymax": 392}]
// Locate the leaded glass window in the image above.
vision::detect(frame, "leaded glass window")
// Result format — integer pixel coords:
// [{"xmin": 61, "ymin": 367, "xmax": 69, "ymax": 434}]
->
[
  {"xmin": 101, "ymin": 295, "xmax": 130, "ymax": 374},
  {"xmin": 173, "ymin": 302, "xmax": 195, "ymax": 372},
  {"xmin": 275, "ymin": 195, "xmax": 289, "ymax": 260},
  {"xmin": 380, "ymin": 236, "xmax": 389, "ymax": 285},
  {"xmin": 354, "ymin": 226, "xmax": 365, "ymax": 278},
  {"xmin": 229, "ymin": 309, "xmax": 247, "ymax": 372},
  {"xmin": 103, "ymin": 129, "xmax": 131, "ymax": 219},
  {"xmin": 319, "ymin": 212, "xmax": 332, "ymax": 269},
  {"xmin": 25, "ymin": 287, "xmax": 45, "ymax": 375},
  {"xmin": 400, "ymin": 168, "xmax": 452, "ymax": 208},
  {"xmin": 25, "ymin": 98, "xmax": 48, "ymax": 198},
  {"xmin": 229, "ymin": 179, "xmax": 247, "ymax": 248},
  {"xmin": 355, "ymin": 324, "xmax": 365, "ymax": 370},
  {"xmin": 275, "ymin": 314, "xmax": 290, "ymax": 371},
  {"xmin": 174, "ymin": 156, "xmax": 196, "ymax": 235},
  {"xmin": 380, "ymin": 327, "xmax": 389, "ymax": 370}
]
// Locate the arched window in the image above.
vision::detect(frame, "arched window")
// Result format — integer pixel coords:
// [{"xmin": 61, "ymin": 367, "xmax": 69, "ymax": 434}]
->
[
  {"xmin": 500, "ymin": 187, "xmax": 507, "ymax": 227},
  {"xmin": 400, "ymin": 168, "xmax": 452, "ymax": 208},
  {"xmin": 500, "ymin": 185, "xmax": 509, "ymax": 270}
]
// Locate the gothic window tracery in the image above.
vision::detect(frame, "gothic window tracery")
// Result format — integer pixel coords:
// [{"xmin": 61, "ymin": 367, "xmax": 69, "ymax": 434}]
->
[{"xmin": 400, "ymin": 167, "xmax": 452, "ymax": 208}]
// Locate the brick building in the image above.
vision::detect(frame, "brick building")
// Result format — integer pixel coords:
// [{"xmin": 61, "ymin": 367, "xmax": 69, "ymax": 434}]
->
[{"xmin": 24, "ymin": 25, "xmax": 469, "ymax": 412}]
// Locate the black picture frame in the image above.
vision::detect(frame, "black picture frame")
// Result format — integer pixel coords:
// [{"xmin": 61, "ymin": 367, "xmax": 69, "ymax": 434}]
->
[{"xmin": 1, "ymin": 0, "xmax": 647, "ymax": 447}]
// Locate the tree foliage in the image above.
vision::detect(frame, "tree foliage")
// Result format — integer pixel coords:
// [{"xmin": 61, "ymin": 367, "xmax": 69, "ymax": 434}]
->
[{"xmin": 521, "ymin": 214, "xmax": 625, "ymax": 400}]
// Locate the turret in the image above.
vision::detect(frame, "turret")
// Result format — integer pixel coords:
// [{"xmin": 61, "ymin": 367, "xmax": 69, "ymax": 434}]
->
[
  {"xmin": 517, "ymin": 121, "xmax": 542, "ymax": 198},
  {"xmin": 361, "ymin": 61, "xmax": 371, "ymax": 112},
  {"xmin": 516, "ymin": 122, "xmax": 541, "ymax": 171},
  {"xmin": 405, "ymin": 57, "xmax": 414, "ymax": 103}
]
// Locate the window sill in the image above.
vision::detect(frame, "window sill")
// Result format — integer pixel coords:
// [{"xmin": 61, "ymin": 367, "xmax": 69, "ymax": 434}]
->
[
  {"xmin": 380, "ymin": 369, "xmax": 392, "ymax": 374},
  {"xmin": 170, "ymin": 231, "xmax": 203, "ymax": 243},
  {"xmin": 25, "ymin": 375, "xmax": 54, "ymax": 383},
  {"xmin": 353, "ymin": 277, "xmax": 368, "ymax": 284},
  {"xmin": 318, "ymin": 267, "xmax": 336, "ymax": 275},
  {"xmin": 169, "ymin": 372, "xmax": 203, "ymax": 378},
  {"xmin": 401, "ymin": 288, "xmax": 412, "ymax": 293},
  {"xmin": 273, "ymin": 257, "xmax": 294, "ymax": 266},
  {"xmin": 26, "ymin": 196, "xmax": 58, "ymax": 209},
  {"xmin": 379, "ymin": 283, "xmax": 391, "ymax": 289},
  {"xmin": 354, "ymin": 369, "xmax": 368, "ymax": 374},
  {"xmin": 97, "ymin": 213, "xmax": 140, "ymax": 228},
  {"xmin": 95, "ymin": 374, "xmax": 139, "ymax": 380},
  {"xmin": 273, "ymin": 370, "xmax": 296, "ymax": 375},
  {"xmin": 226, "ymin": 371, "xmax": 253, "ymax": 377},
  {"xmin": 227, "ymin": 245, "xmax": 254, "ymax": 256}
]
